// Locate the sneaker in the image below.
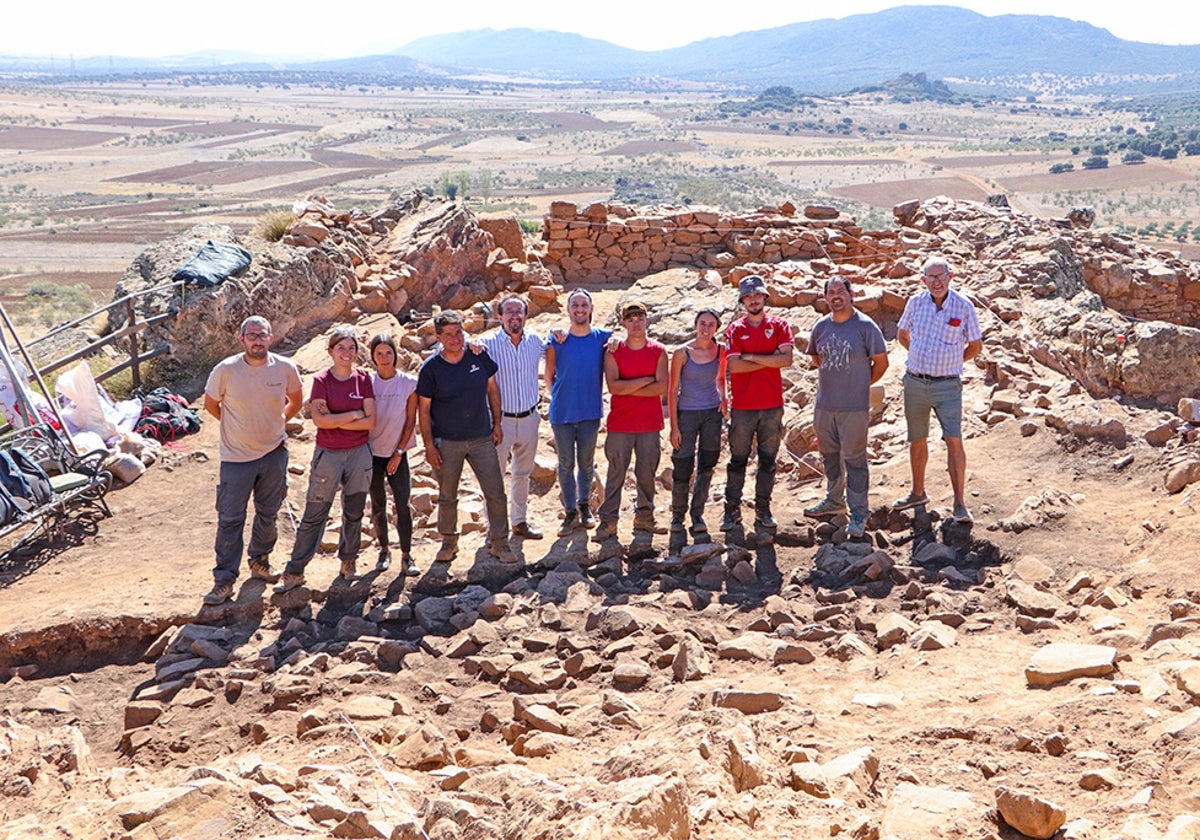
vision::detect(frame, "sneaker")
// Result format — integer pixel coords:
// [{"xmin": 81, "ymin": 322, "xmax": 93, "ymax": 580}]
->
[
  {"xmin": 952, "ymin": 503, "xmax": 974, "ymax": 524},
  {"xmin": 489, "ymin": 539, "xmax": 520, "ymax": 563},
  {"xmin": 434, "ymin": 536, "xmax": 458, "ymax": 564},
  {"xmin": 578, "ymin": 504, "xmax": 596, "ymax": 529},
  {"xmin": 339, "ymin": 558, "xmax": 358, "ymax": 581},
  {"xmin": 847, "ymin": 512, "xmax": 867, "ymax": 538},
  {"xmin": 556, "ymin": 510, "xmax": 579, "ymax": 537},
  {"xmin": 202, "ymin": 581, "xmax": 233, "ymax": 606},
  {"xmin": 755, "ymin": 508, "xmax": 777, "ymax": 529},
  {"xmin": 273, "ymin": 573, "xmax": 305, "ymax": 594},
  {"xmin": 248, "ymin": 556, "xmax": 281, "ymax": 583},
  {"xmin": 893, "ymin": 491, "xmax": 930, "ymax": 511},
  {"xmin": 375, "ymin": 549, "xmax": 391, "ymax": 572},
  {"xmin": 720, "ymin": 507, "xmax": 741, "ymax": 532},
  {"xmin": 511, "ymin": 522, "xmax": 544, "ymax": 540},
  {"xmin": 401, "ymin": 554, "xmax": 421, "ymax": 577},
  {"xmin": 592, "ymin": 519, "xmax": 618, "ymax": 542},
  {"xmin": 804, "ymin": 497, "xmax": 848, "ymax": 518}
]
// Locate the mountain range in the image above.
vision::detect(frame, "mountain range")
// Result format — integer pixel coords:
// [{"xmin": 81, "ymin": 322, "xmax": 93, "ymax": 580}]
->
[{"xmin": 4, "ymin": 5, "xmax": 1199, "ymax": 96}]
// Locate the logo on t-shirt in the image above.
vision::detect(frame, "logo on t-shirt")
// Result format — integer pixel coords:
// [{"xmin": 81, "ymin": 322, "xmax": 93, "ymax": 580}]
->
[
  {"xmin": 470, "ymin": 364, "xmax": 481, "ymax": 374},
  {"xmin": 765, "ymin": 327, "xmax": 774, "ymax": 338}
]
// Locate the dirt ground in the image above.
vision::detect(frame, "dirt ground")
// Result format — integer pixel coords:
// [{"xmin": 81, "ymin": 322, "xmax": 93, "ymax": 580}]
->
[{"xmin": 4, "ymin": 288, "xmax": 1200, "ymax": 837}]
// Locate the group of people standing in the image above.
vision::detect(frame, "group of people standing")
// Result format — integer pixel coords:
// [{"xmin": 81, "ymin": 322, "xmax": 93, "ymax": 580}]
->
[{"xmin": 201, "ymin": 258, "xmax": 981, "ymax": 607}]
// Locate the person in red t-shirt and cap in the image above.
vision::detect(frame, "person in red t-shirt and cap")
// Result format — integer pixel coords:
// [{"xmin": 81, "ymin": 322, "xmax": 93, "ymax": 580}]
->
[
  {"xmin": 723, "ymin": 275, "xmax": 795, "ymax": 533},
  {"xmin": 593, "ymin": 300, "xmax": 669, "ymax": 542}
]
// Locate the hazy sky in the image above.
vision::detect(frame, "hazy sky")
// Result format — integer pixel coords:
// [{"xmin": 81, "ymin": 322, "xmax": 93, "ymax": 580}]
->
[{"xmin": 5, "ymin": 1, "xmax": 1196, "ymax": 59}]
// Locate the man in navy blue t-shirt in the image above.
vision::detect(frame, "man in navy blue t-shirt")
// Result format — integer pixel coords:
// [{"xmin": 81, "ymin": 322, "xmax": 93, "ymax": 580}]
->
[{"xmin": 417, "ymin": 310, "xmax": 517, "ymax": 565}]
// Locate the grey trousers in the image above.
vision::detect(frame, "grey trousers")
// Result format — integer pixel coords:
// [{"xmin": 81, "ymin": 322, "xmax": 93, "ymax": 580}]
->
[
  {"xmin": 598, "ymin": 430, "xmax": 661, "ymax": 523},
  {"xmin": 433, "ymin": 436, "xmax": 509, "ymax": 541},
  {"xmin": 813, "ymin": 408, "xmax": 870, "ymax": 518},
  {"xmin": 286, "ymin": 443, "xmax": 372, "ymax": 575}
]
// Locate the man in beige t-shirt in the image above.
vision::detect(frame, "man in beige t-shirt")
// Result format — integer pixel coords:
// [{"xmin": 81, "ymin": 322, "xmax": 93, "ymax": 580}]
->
[{"xmin": 201, "ymin": 316, "xmax": 302, "ymax": 606}]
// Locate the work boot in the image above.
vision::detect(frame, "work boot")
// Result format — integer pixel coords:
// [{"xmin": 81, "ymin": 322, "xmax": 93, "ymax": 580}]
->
[
  {"xmin": 202, "ymin": 581, "xmax": 232, "ymax": 606},
  {"xmin": 720, "ymin": 506, "xmax": 741, "ymax": 532},
  {"xmin": 556, "ymin": 509, "xmax": 579, "ymax": 536},
  {"xmin": 489, "ymin": 539, "xmax": 520, "ymax": 564},
  {"xmin": 755, "ymin": 507, "xmax": 777, "ymax": 529},
  {"xmin": 578, "ymin": 503, "xmax": 596, "ymax": 529},
  {"xmin": 592, "ymin": 519, "xmax": 618, "ymax": 542},
  {"xmin": 338, "ymin": 557, "xmax": 358, "ymax": 581},
  {"xmin": 273, "ymin": 573, "xmax": 305, "ymax": 594},
  {"xmin": 434, "ymin": 536, "xmax": 458, "ymax": 563},
  {"xmin": 248, "ymin": 556, "xmax": 281, "ymax": 583}
]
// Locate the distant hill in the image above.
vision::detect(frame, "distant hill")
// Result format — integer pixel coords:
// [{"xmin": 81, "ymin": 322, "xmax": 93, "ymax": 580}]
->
[{"xmin": 4, "ymin": 5, "xmax": 1199, "ymax": 95}]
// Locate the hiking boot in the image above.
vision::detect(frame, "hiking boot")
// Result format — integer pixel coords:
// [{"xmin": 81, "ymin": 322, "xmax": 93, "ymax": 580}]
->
[
  {"xmin": 339, "ymin": 558, "xmax": 358, "ymax": 581},
  {"xmin": 511, "ymin": 521, "xmax": 544, "ymax": 540},
  {"xmin": 847, "ymin": 512, "xmax": 867, "ymax": 538},
  {"xmin": 434, "ymin": 536, "xmax": 458, "ymax": 564},
  {"xmin": 375, "ymin": 549, "xmax": 391, "ymax": 572},
  {"xmin": 401, "ymin": 554, "xmax": 421, "ymax": 577},
  {"xmin": 893, "ymin": 491, "xmax": 930, "ymax": 511},
  {"xmin": 952, "ymin": 503, "xmax": 974, "ymax": 524},
  {"xmin": 633, "ymin": 515, "xmax": 668, "ymax": 535},
  {"xmin": 592, "ymin": 519, "xmax": 618, "ymax": 542},
  {"xmin": 273, "ymin": 573, "xmax": 305, "ymax": 594},
  {"xmin": 755, "ymin": 508, "xmax": 777, "ymax": 530},
  {"xmin": 489, "ymin": 539, "xmax": 520, "ymax": 564},
  {"xmin": 556, "ymin": 509, "xmax": 579, "ymax": 537},
  {"xmin": 248, "ymin": 556, "xmax": 281, "ymax": 583},
  {"xmin": 669, "ymin": 517, "xmax": 686, "ymax": 534},
  {"xmin": 202, "ymin": 581, "xmax": 233, "ymax": 606},
  {"xmin": 720, "ymin": 507, "xmax": 741, "ymax": 532},
  {"xmin": 804, "ymin": 497, "xmax": 848, "ymax": 518},
  {"xmin": 691, "ymin": 518, "xmax": 711, "ymax": 543},
  {"xmin": 578, "ymin": 503, "xmax": 596, "ymax": 529}
]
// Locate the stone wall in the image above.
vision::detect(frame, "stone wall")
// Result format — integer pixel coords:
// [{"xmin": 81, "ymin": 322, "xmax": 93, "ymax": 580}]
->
[{"xmin": 539, "ymin": 200, "xmax": 924, "ymax": 285}]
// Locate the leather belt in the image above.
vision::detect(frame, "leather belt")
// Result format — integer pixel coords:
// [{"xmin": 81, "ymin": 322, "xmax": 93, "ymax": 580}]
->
[
  {"xmin": 503, "ymin": 406, "xmax": 537, "ymax": 418},
  {"xmin": 907, "ymin": 371, "xmax": 959, "ymax": 382}
]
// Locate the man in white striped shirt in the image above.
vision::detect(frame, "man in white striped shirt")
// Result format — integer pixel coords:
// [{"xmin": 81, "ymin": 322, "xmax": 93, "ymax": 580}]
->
[
  {"xmin": 894, "ymin": 257, "xmax": 983, "ymax": 524},
  {"xmin": 481, "ymin": 294, "xmax": 547, "ymax": 540}
]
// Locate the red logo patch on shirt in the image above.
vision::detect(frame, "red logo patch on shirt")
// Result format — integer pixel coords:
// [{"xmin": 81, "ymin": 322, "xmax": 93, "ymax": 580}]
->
[{"xmin": 947, "ymin": 318, "xmax": 962, "ymax": 327}]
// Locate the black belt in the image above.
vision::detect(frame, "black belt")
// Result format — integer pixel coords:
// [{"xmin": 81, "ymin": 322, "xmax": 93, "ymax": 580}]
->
[
  {"xmin": 908, "ymin": 371, "xmax": 959, "ymax": 382},
  {"xmin": 503, "ymin": 406, "xmax": 538, "ymax": 418}
]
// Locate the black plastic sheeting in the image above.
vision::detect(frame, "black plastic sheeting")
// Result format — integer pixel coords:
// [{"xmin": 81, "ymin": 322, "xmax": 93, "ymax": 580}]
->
[{"xmin": 171, "ymin": 240, "xmax": 252, "ymax": 287}]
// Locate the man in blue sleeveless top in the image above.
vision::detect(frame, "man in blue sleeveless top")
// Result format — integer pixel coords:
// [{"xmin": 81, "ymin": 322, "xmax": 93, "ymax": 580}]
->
[{"xmin": 545, "ymin": 289, "xmax": 612, "ymax": 536}]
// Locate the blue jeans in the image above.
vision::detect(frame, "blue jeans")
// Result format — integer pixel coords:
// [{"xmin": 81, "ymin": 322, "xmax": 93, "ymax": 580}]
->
[
  {"xmin": 551, "ymin": 419, "xmax": 600, "ymax": 512},
  {"xmin": 286, "ymin": 444, "xmax": 373, "ymax": 576},
  {"xmin": 726, "ymin": 406, "xmax": 783, "ymax": 512},
  {"xmin": 213, "ymin": 443, "xmax": 288, "ymax": 586}
]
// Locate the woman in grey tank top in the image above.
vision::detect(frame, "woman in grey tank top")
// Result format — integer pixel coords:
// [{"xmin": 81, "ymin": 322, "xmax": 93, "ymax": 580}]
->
[{"xmin": 667, "ymin": 309, "xmax": 727, "ymax": 543}]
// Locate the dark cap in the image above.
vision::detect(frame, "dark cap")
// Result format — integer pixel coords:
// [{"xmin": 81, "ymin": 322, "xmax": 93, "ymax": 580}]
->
[
  {"xmin": 737, "ymin": 274, "xmax": 768, "ymax": 300},
  {"xmin": 620, "ymin": 300, "xmax": 648, "ymax": 319}
]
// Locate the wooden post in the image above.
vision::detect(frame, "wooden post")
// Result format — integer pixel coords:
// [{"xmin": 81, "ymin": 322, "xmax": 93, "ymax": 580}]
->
[{"xmin": 127, "ymin": 299, "xmax": 141, "ymax": 393}]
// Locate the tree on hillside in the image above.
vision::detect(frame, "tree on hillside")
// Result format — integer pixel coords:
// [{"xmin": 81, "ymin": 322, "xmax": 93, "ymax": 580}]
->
[
  {"xmin": 1082, "ymin": 155, "xmax": 1109, "ymax": 170},
  {"xmin": 1121, "ymin": 150, "xmax": 1146, "ymax": 164},
  {"xmin": 1049, "ymin": 162, "xmax": 1075, "ymax": 174}
]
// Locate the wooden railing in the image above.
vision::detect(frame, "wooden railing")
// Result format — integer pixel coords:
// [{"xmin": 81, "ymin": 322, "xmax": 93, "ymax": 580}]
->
[{"xmin": 27, "ymin": 281, "xmax": 185, "ymax": 392}]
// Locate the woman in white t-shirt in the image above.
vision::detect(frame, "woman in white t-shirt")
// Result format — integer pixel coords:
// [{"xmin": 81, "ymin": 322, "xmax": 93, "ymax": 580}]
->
[{"xmin": 368, "ymin": 333, "xmax": 420, "ymax": 576}]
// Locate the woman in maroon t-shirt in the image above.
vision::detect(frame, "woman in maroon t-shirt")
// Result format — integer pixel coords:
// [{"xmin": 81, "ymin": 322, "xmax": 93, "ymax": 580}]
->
[{"xmin": 277, "ymin": 327, "xmax": 376, "ymax": 590}]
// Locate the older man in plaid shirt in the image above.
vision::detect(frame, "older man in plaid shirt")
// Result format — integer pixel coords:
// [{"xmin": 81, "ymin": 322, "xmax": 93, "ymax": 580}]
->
[{"xmin": 894, "ymin": 257, "xmax": 982, "ymax": 524}]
